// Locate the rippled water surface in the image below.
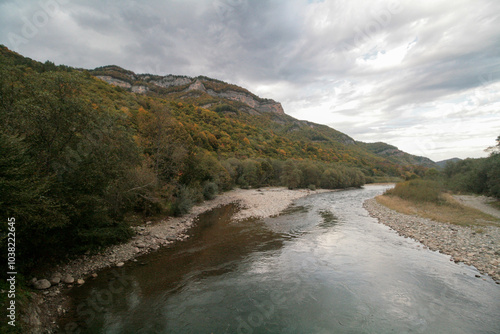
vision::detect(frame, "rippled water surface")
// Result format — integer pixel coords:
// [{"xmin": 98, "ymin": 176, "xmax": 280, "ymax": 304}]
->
[{"xmin": 59, "ymin": 185, "xmax": 500, "ymax": 333}]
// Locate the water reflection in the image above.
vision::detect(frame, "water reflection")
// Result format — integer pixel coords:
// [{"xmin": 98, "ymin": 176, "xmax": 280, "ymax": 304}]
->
[{"xmin": 59, "ymin": 186, "xmax": 500, "ymax": 333}]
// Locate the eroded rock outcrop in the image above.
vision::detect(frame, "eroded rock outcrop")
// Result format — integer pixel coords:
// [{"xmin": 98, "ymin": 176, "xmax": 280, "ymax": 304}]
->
[{"xmin": 95, "ymin": 70, "xmax": 284, "ymax": 115}]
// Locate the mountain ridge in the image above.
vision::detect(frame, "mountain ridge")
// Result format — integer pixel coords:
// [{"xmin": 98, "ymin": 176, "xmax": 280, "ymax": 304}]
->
[
  {"xmin": 90, "ymin": 63, "xmax": 436, "ymax": 168},
  {"xmin": 92, "ymin": 65, "xmax": 285, "ymax": 116}
]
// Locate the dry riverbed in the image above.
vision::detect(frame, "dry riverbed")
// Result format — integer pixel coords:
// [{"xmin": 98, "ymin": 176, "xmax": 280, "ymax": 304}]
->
[
  {"xmin": 364, "ymin": 198, "xmax": 500, "ymax": 283},
  {"xmin": 24, "ymin": 187, "xmax": 330, "ymax": 332}
]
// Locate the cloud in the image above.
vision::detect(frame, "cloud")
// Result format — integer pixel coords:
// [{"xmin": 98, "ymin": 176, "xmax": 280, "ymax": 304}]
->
[{"xmin": 0, "ymin": 0, "xmax": 499, "ymax": 161}]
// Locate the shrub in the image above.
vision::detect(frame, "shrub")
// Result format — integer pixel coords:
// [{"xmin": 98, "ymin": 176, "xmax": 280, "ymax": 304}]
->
[
  {"xmin": 172, "ymin": 186, "xmax": 196, "ymax": 216},
  {"xmin": 203, "ymin": 181, "xmax": 218, "ymax": 200},
  {"xmin": 214, "ymin": 104, "xmax": 238, "ymax": 113},
  {"xmin": 384, "ymin": 179, "xmax": 443, "ymax": 203}
]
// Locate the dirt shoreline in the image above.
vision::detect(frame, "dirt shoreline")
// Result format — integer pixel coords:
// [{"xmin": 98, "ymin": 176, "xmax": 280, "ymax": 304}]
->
[
  {"xmin": 26, "ymin": 187, "xmax": 331, "ymax": 333},
  {"xmin": 453, "ymin": 195, "xmax": 500, "ymax": 219},
  {"xmin": 364, "ymin": 198, "xmax": 500, "ymax": 284}
]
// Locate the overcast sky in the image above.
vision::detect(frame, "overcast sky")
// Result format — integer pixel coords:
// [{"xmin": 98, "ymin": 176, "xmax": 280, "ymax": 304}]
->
[{"xmin": 1, "ymin": 0, "xmax": 499, "ymax": 161}]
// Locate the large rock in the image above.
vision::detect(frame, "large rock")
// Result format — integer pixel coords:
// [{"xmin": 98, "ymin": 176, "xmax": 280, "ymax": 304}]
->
[
  {"xmin": 62, "ymin": 274, "xmax": 74, "ymax": 284},
  {"xmin": 50, "ymin": 276, "xmax": 61, "ymax": 285},
  {"xmin": 33, "ymin": 279, "xmax": 51, "ymax": 290}
]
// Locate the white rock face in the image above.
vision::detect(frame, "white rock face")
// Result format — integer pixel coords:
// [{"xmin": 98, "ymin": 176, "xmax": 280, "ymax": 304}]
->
[
  {"xmin": 96, "ymin": 76, "xmax": 131, "ymax": 88},
  {"xmin": 95, "ymin": 72, "xmax": 285, "ymax": 114},
  {"xmin": 152, "ymin": 75, "xmax": 192, "ymax": 88},
  {"xmin": 132, "ymin": 85, "xmax": 149, "ymax": 93}
]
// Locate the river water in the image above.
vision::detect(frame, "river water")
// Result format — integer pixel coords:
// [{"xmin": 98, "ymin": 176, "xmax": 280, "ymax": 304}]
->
[{"xmin": 58, "ymin": 185, "xmax": 500, "ymax": 333}]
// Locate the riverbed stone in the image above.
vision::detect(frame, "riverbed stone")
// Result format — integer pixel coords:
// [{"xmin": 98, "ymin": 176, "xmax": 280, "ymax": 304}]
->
[
  {"xmin": 50, "ymin": 276, "xmax": 61, "ymax": 285},
  {"xmin": 62, "ymin": 274, "xmax": 74, "ymax": 284},
  {"xmin": 34, "ymin": 279, "xmax": 51, "ymax": 290},
  {"xmin": 116, "ymin": 262, "xmax": 124, "ymax": 267},
  {"xmin": 77, "ymin": 279, "xmax": 85, "ymax": 285}
]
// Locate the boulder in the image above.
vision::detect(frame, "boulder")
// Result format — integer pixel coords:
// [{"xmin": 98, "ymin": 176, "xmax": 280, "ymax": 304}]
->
[
  {"xmin": 62, "ymin": 274, "xmax": 74, "ymax": 284},
  {"xmin": 50, "ymin": 276, "xmax": 61, "ymax": 285},
  {"xmin": 34, "ymin": 279, "xmax": 51, "ymax": 290}
]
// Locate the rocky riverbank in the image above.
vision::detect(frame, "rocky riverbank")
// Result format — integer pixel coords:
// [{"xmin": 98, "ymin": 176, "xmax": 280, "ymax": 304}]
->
[
  {"xmin": 364, "ymin": 198, "xmax": 500, "ymax": 283},
  {"xmin": 25, "ymin": 187, "xmax": 330, "ymax": 333}
]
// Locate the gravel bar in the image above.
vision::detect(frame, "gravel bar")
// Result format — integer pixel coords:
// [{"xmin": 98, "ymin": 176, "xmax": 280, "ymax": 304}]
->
[{"xmin": 364, "ymin": 198, "xmax": 500, "ymax": 283}]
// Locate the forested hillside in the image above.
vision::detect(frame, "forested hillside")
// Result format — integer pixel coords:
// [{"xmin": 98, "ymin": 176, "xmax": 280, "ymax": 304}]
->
[
  {"xmin": 442, "ymin": 138, "xmax": 500, "ymax": 198},
  {"xmin": 0, "ymin": 45, "xmax": 431, "ymax": 272}
]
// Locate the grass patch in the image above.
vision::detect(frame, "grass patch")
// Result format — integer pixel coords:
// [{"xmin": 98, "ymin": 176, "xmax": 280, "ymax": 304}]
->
[
  {"xmin": 384, "ymin": 179, "xmax": 442, "ymax": 203},
  {"xmin": 376, "ymin": 193, "xmax": 500, "ymax": 227}
]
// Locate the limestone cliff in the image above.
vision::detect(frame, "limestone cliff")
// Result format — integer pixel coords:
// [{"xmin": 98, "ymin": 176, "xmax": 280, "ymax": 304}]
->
[{"xmin": 93, "ymin": 67, "xmax": 284, "ymax": 116}]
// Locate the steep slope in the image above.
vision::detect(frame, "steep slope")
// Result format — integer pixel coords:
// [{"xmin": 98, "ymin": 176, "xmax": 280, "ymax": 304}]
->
[
  {"xmin": 92, "ymin": 66, "xmax": 285, "ymax": 115},
  {"xmin": 90, "ymin": 65, "xmax": 432, "ymax": 172},
  {"xmin": 357, "ymin": 141, "xmax": 438, "ymax": 168},
  {"xmin": 436, "ymin": 157, "xmax": 462, "ymax": 169}
]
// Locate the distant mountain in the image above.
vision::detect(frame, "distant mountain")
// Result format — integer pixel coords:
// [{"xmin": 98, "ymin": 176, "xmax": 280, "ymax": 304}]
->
[
  {"xmin": 356, "ymin": 142, "xmax": 438, "ymax": 168},
  {"xmin": 436, "ymin": 157, "xmax": 462, "ymax": 169},
  {"xmin": 91, "ymin": 65, "xmax": 434, "ymax": 170}
]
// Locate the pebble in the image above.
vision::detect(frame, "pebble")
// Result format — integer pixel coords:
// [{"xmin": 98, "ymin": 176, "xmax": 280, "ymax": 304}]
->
[
  {"xmin": 116, "ymin": 262, "xmax": 124, "ymax": 267},
  {"xmin": 364, "ymin": 198, "xmax": 500, "ymax": 282}
]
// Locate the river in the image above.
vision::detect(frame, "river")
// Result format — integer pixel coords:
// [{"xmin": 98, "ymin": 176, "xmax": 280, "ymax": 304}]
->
[{"xmin": 58, "ymin": 185, "xmax": 500, "ymax": 333}]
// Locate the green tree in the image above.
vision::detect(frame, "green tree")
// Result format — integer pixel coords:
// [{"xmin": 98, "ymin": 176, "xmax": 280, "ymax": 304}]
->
[{"xmin": 281, "ymin": 161, "xmax": 302, "ymax": 189}]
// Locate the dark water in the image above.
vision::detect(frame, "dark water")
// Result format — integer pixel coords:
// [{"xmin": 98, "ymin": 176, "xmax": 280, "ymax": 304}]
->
[{"xmin": 58, "ymin": 185, "xmax": 500, "ymax": 333}]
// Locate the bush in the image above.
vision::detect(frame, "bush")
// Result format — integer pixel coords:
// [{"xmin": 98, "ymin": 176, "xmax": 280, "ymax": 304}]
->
[
  {"xmin": 214, "ymin": 104, "xmax": 238, "ymax": 113},
  {"xmin": 203, "ymin": 182, "xmax": 218, "ymax": 200},
  {"xmin": 385, "ymin": 179, "xmax": 443, "ymax": 203},
  {"xmin": 172, "ymin": 186, "xmax": 196, "ymax": 216}
]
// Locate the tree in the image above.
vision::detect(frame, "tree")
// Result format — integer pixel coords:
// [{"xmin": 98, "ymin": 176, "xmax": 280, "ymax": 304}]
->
[
  {"xmin": 486, "ymin": 135, "xmax": 500, "ymax": 155},
  {"xmin": 281, "ymin": 161, "xmax": 302, "ymax": 189}
]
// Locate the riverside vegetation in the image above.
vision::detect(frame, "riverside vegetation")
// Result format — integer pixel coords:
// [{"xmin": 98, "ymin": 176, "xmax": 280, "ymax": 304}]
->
[{"xmin": 378, "ymin": 135, "xmax": 500, "ymax": 227}]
